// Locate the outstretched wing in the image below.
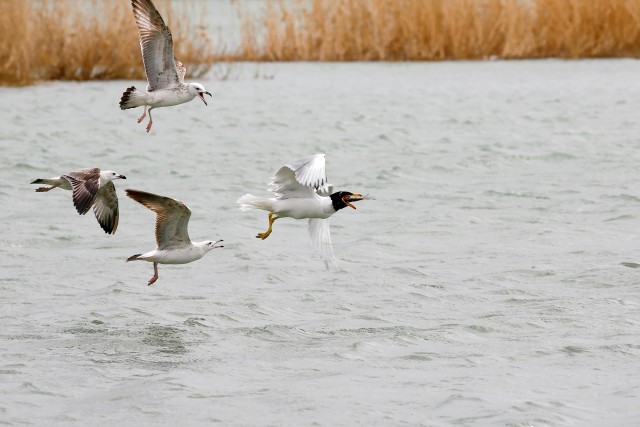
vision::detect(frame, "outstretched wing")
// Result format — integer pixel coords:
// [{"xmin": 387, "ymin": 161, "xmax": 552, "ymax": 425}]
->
[
  {"xmin": 269, "ymin": 153, "xmax": 329, "ymax": 199},
  {"xmin": 63, "ymin": 168, "xmax": 101, "ymax": 215},
  {"xmin": 131, "ymin": 0, "xmax": 180, "ymax": 90},
  {"xmin": 93, "ymin": 182, "xmax": 120, "ymax": 235},
  {"xmin": 126, "ymin": 189, "xmax": 191, "ymax": 249},
  {"xmin": 308, "ymin": 218, "xmax": 337, "ymax": 268}
]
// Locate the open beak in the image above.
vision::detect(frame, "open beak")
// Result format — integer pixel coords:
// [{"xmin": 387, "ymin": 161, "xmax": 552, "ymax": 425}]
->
[
  {"xmin": 198, "ymin": 92, "xmax": 209, "ymax": 106},
  {"xmin": 342, "ymin": 193, "xmax": 363, "ymax": 210}
]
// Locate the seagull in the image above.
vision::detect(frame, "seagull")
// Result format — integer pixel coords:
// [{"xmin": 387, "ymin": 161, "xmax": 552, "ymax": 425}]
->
[
  {"xmin": 30, "ymin": 168, "xmax": 126, "ymax": 235},
  {"xmin": 126, "ymin": 189, "xmax": 223, "ymax": 286},
  {"xmin": 237, "ymin": 154, "xmax": 365, "ymax": 264},
  {"xmin": 119, "ymin": 0, "xmax": 212, "ymax": 133}
]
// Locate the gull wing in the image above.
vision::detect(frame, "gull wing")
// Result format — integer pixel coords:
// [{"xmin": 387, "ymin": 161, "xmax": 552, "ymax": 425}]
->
[
  {"xmin": 131, "ymin": 0, "xmax": 180, "ymax": 91},
  {"xmin": 308, "ymin": 218, "xmax": 337, "ymax": 268},
  {"xmin": 62, "ymin": 168, "xmax": 101, "ymax": 215},
  {"xmin": 316, "ymin": 184, "xmax": 334, "ymax": 197},
  {"xmin": 269, "ymin": 153, "xmax": 329, "ymax": 199},
  {"xmin": 93, "ymin": 182, "xmax": 120, "ymax": 235},
  {"xmin": 126, "ymin": 189, "xmax": 192, "ymax": 250}
]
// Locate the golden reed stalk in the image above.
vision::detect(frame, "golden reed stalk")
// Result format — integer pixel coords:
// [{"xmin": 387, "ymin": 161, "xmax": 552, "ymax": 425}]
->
[
  {"xmin": 2, "ymin": 0, "xmax": 640, "ymax": 85},
  {"xmin": 0, "ymin": 0, "xmax": 212, "ymax": 86},
  {"xmin": 232, "ymin": 0, "xmax": 640, "ymax": 61}
]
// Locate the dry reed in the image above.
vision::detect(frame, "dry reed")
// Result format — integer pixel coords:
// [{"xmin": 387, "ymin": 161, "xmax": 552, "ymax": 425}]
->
[
  {"xmin": 0, "ymin": 0, "xmax": 213, "ymax": 86},
  {"xmin": 3, "ymin": 0, "xmax": 640, "ymax": 86},
  {"xmin": 232, "ymin": 0, "xmax": 640, "ymax": 61}
]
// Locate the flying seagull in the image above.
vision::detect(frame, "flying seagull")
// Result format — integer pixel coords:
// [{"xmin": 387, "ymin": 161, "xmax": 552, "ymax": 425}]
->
[
  {"xmin": 237, "ymin": 154, "xmax": 366, "ymax": 264},
  {"xmin": 31, "ymin": 168, "xmax": 126, "ymax": 235},
  {"xmin": 119, "ymin": 0, "xmax": 212, "ymax": 133},
  {"xmin": 126, "ymin": 189, "xmax": 223, "ymax": 286}
]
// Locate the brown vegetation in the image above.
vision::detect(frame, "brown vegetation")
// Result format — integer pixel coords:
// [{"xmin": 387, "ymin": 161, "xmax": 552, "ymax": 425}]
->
[
  {"xmin": 0, "ymin": 0, "xmax": 212, "ymax": 86},
  {"xmin": 2, "ymin": 0, "xmax": 640, "ymax": 85},
  {"xmin": 232, "ymin": 0, "xmax": 640, "ymax": 61}
]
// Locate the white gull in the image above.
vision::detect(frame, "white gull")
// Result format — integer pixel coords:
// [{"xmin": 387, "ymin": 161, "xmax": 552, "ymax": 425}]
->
[
  {"xmin": 31, "ymin": 168, "xmax": 126, "ymax": 235},
  {"xmin": 119, "ymin": 0, "xmax": 212, "ymax": 133},
  {"xmin": 237, "ymin": 153, "xmax": 366, "ymax": 265},
  {"xmin": 126, "ymin": 189, "xmax": 223, "ymax": 286}
]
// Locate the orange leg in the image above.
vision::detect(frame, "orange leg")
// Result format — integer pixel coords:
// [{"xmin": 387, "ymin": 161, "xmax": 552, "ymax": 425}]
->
[{"xmin": 256, "ymin": 212, "xmax": 278, "ymax": 240}]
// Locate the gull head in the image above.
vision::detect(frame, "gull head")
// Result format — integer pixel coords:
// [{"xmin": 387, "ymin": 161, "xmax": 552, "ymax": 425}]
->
[
  {"xmin": 189, "ymin": 83, "xmax": 213, "ymax": 106},
  {"xmin": 198, "ymin": 239, "xmax": 224, "ymax": 254},
  {"xmin": 330, "ymin": 191, "xmax": 364, "ymax": 211},
  {"xmin": 100, "ymin": 170, "xmax": 127, "ymax": 183}
]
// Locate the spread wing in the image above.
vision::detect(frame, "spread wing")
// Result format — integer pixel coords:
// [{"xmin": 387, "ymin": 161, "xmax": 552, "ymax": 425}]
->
[
  {"xmin": 269, "ymin": 153, "xmax": 329, "ymax": 199},
  {"xmin": 62, "ymin": 168, "xmax": 101, "ymax": 215},
  {"xmin": 308, "ymin": 218, "xmax": 337, "ymax": 269},
  {"xmin": 126, "ymin": 189, "xmax": 191, "ymax": 249},
  {"xmin": 131, "ymin": 0, "xmax": 180, "ymax": 91},
  {"xmin": 93, "ymin": 182, "xmax": 120, "ymax": 235}
]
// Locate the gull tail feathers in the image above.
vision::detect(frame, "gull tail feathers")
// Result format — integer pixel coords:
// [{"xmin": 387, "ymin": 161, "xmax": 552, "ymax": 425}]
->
[
  {"xmin": 119, "ymin": 86, "xmax": 146, "ymax": 110},
  {"xmin": 237, "ymin": 194, "xmax": 273, "ymax": 212},
  {"xmin": 127, "ymin": 254, "xmax": 143, "ymax": 262}
]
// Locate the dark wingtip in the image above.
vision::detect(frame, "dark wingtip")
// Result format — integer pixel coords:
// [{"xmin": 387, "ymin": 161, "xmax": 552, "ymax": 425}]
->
[{"xmin": 100, "ymin": 223, "xmax": 116, "ymax": 235}]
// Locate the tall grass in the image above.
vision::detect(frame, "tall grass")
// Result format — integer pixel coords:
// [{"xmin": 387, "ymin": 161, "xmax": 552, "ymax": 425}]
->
[
  {"xmin": 233, "ymin": 0, "xmax": 640, "ymax": 61},
  {"xmin": 0, "ymin": 0, "xmax": 212, "ymax": 86},
  {"xmin": 2, "ymin": 0, "xmax": 640, "ymax": 86}
]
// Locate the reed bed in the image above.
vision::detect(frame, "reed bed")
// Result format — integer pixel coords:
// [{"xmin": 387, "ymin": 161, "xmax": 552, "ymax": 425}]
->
[
  {"xmin": 0, "ymin": 0, "xmax": 212, "ymax": 86},
  {"xmin": 2, "ymin": 0, "xmax": 640, "ymax": 85},
  {"xmin": 233, "ymin": 0, "xmax": 640, "ymax": 61}
]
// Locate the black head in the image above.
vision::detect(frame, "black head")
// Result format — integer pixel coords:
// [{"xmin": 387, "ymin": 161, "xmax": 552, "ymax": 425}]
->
[{"xmin": 330, "ymin": 191, "xmax": 364, "ymax": 211}]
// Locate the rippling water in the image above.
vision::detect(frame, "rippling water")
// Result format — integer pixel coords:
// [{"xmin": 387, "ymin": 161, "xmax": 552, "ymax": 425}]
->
[{"xmin": 1, "ymin": 61, "xmax": 640, "ymax": 425}]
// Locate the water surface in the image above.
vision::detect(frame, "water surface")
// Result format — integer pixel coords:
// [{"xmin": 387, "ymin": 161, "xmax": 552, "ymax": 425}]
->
[{"xmin": 1, "ymin": 60, "xmax": 639, "ymax": 425}]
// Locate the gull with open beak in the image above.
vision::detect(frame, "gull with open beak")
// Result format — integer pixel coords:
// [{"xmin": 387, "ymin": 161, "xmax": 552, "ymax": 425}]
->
[
  {"xmin": 237, "ymin": 154, "xmax": 366, "ymax": 265},
  {"xmin": 126, "ymin": 189, "xmax": 224, "ymax": 286},
  {"xmin": 119, "ymin": 0, "xmax": 213, "ymax": 133}
]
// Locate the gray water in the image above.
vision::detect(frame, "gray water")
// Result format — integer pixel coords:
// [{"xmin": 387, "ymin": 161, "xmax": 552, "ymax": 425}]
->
[{"xmin": 1, "ymin": 61, "xmax": 640, "ymax": 426}]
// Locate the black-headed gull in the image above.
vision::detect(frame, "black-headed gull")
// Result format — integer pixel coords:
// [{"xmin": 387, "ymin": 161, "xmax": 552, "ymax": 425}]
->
[
  {"xmin": 237, "ymin": 154, "xmax": 366, "ymax": 264},
  {"xmin": 119, "ymin": 0, "xmax": 212, "ymax": 133},
  {"xmin": 126, "ymin": 189, "xmax": 223, "ymax": 286},
  {"xmin": 31, "ymin": 168, "xmax": 126, "ymax": 235}
]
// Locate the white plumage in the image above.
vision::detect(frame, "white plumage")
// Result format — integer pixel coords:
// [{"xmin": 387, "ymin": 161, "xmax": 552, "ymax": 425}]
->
[
  {"xmin": 126, "ymin": 189, "xmax": 223, "ymax": 286},
  {"xmin": 119, "ymin": 0, "xmax": 212, "ymax": 133},
  {"xmin": 238, "ymin": 154, "xmax": 365, "ymax": 266}
]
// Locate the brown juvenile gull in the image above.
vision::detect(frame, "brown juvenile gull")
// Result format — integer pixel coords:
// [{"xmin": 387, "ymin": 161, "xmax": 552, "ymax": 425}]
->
[
  {"xmin": 31, "ymin": 168, "xmax": 126, "ymax": 235},
  {"xmin": 126, "ymin": 189, "xmax": 223, "ymax": 286},
  {"xmin": 119, "ymin": 0, "xmax": 212, "ymax": 133},
  {"xmin": 237, "ymin": 153, "xmax": 368, "ymax": 265}
]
